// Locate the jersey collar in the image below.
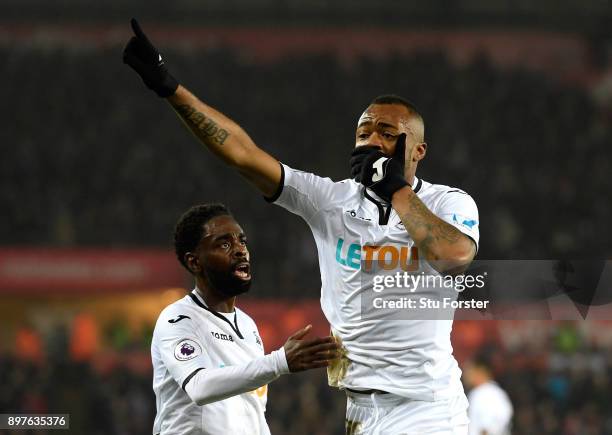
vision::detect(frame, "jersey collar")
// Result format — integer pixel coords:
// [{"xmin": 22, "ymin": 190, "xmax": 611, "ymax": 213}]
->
[
  {"xmin": 362, "ymin": 177, "xmax": 423, "ymax": 225},
  {"xmin": 189, "ymin": 289, "xmax": 244, "ymax": 339}
]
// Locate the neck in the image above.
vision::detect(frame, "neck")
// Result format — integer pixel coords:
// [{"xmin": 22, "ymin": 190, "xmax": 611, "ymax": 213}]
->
[
  {"xmin": 195, "ymin": 279, "xmax": 236, "ymax": 313},
  {"xmin": 405, "ymin": 165, "xmax": 417, "ymax": 186}
]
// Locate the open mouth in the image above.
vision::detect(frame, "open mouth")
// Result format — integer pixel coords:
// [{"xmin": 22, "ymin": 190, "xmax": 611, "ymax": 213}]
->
[{"xmin": 232, "ymin": 262, "xmax": 251, "ymax": 280}]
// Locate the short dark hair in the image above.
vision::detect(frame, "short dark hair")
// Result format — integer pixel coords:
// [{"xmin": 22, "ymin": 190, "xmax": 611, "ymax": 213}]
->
[
  {"xmin": 370, "ymin": 94, "xmax": 421, "ymax": 117},
  {"xmin": 472, "ymin": 349, "xmax": 495, "ymax": 373},
  {"xmin": 174, "ymin": 203, "xmax": 232, "ymax": 273}
]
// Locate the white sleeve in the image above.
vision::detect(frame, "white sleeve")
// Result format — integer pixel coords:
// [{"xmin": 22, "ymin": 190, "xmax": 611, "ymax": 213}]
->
[
  {"xmin": 266, "ymin": 163, "xmax": 341, "ymax": 223},
  {"xmin": 155, "ymin": 313, "xmax": 210, "ymax": 390},
  {"xmin": 184, "ymin": 347, "xmax": 289, "ymax": 406},
  {"xmin": 435, "ymin": 190, "xmax": 480, "ymax": 250}
]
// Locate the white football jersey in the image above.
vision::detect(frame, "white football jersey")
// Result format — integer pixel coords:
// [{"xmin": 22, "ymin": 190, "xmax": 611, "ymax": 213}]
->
[
  {"xmin": 271, "ymin": 164, "xmax": 479, "ymax": 401},
  {"xmin": 151, "ymin": 290, "xmax": 270, "ymax": 435},
  {"xmin": 468, "ymin": 381, "xmax": 513, "ymax": 435}
]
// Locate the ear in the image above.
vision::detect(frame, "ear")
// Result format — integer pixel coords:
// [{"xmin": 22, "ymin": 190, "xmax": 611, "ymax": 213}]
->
[
  {"xmin": 185, "ymin": 252, "xmax": 201, "ymax": 274},
  {"xmin": 413, "ymin": 142, "xmax": 427, "ymax": 162}
]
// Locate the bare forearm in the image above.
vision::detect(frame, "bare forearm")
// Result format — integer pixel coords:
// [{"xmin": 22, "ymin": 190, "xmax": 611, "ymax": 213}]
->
[
  {"xmin": 166, "ymin": 85, "xmax": 281, "ymax": 196},
  {"xmin": 167, "ymin": 85, "xmax": 252, "ymax": 165},
  {"xmin": 391, "ymin": 186, "xmax": 475, "ymax": 272}
]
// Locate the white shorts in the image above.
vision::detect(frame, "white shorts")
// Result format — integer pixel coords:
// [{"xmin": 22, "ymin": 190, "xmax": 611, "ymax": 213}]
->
[{"xmin": 345, "ymin": 390, "xmax": 469, "ymax": 435}]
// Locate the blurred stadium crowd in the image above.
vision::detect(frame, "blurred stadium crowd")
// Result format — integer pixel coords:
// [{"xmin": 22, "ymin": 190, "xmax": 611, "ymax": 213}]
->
[
  {"xmin": 2, "ymin": 45, "xmax": 611, "ymax": 297},
  {"xmin": 3, "ymin": 320, "xmax": 612, "ymax": 434}
]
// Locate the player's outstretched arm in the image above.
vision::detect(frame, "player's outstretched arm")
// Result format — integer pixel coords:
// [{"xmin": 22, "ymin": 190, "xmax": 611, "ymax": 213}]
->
[
  {"xmin": 123, "ymin": 18, "xmax": 281, "ymax": 197},
  {"xmin": 166, "ymin": 86, "xmax": 282, "ymax": 197},
  {"xmin": 184, "ymin": 325, "xmax": 339, "ymax": 406}
]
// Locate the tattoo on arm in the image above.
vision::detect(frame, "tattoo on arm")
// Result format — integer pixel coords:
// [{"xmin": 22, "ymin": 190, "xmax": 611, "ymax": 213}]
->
[
  {"xmin": 176, "ymin": 104, "xmax": 230, "ymax": 146},
  {"xmin": 400, "ymin": 195, "xmax": 463, "ymax": 258}
]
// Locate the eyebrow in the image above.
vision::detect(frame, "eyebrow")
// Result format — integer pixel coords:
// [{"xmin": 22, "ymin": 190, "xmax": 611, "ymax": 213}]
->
[
  {"xmin": 357, "ymin": 120, "xmax": 397, "ymax": 130},
  {"xmin": 210, "ymin": 232, "xmax": 246, "ymax": 242}
]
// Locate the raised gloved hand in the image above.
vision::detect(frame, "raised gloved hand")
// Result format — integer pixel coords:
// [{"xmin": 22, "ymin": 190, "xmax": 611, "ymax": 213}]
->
[
  {"xmin": 123, "ymin": 18, "xmax": 178, "ymax": 97},
  {"xmin": 350, "ymin": 133, "xmax": 409, "ymax": 202}
]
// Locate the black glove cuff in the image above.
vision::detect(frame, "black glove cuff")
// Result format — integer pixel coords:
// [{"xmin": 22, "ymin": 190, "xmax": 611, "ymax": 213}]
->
[
  {"xmin": 149, "ymin": 70, "xmax": 179, "ymax": 98},
  {"xmin": 370, "ymin": 178, "xmax": 408, "ymax": 202}
]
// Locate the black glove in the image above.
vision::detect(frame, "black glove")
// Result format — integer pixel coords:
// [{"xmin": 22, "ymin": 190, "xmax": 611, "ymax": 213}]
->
[
  {"xmin": 350, "ymin": 134, "xmax": 409, "ymax": 202},
  {"xmin": 123, "ymin": 18, "xmax": 178, "ymax": 98}
]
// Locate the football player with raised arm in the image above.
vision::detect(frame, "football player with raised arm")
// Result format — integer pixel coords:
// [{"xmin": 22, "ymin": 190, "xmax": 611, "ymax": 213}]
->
[
  {"xmin": 152, "ymin": 203, "xmax": 339, "ymax": 435},
  {"xmin": 126, "ymin": 19, "xmax": 479, "ymax": 434}
]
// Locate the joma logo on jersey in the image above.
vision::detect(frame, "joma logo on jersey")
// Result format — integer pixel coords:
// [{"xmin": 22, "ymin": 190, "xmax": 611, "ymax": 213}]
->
[
  {"xmin": 335, "ymin": 238, "xmax": 419, "ymax": 271},
  {"xmin": 211, "ymin": 331, "xmax": 234, "ymax": 342}
]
